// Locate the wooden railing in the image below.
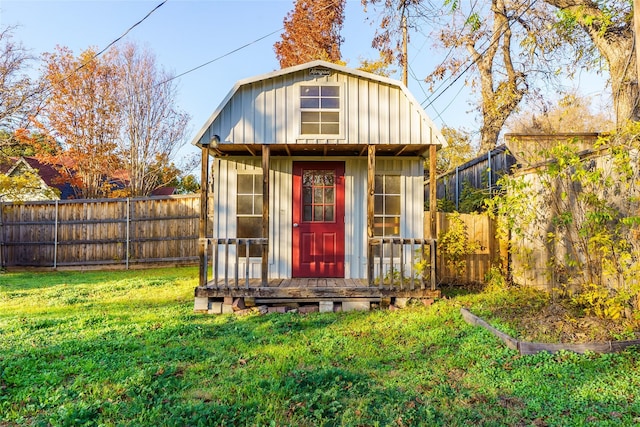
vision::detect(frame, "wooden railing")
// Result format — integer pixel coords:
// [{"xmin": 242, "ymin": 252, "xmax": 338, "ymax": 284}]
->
[
  {"xmin": 205, "ymin": 238, "xmax": 269, "ymax": 288},
  {"xmin": 367, "ymin": 238, "xmax": 437, "ymax": 290}
]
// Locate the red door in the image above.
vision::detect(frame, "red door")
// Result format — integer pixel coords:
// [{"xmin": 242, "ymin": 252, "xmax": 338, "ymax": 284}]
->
[{"xmin": 292, "ymin": 162, "xmax": 345, "ymax": 277}]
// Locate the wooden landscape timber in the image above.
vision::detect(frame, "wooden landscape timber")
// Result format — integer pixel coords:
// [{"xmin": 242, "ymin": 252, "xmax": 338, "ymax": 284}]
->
[{"xmin": 461, "ymin": 308, "xmax": 640, "ymax": 355}]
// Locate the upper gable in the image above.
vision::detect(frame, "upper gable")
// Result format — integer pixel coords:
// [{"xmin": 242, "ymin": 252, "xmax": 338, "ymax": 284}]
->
[{"xmin": 193, "ymin": 61, "xmax": 445, "ymax": 156}]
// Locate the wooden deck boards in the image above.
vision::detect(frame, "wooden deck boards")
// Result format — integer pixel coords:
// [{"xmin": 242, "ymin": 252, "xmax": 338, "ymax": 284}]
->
[{"xmin": 195, "ymin": 278, "xmax": 440, "ymax": 299}]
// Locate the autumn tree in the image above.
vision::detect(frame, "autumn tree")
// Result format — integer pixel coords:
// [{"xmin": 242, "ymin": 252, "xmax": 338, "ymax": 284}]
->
[
  {"xmin": 116, "ymin": 43, "xmax": 189, "ymax": 197},
  {"xmin": 542, "ymin": 1, "xmax": 636, "ymax": 125},
  {"xmin": 436, "ymin": 126, "xmax": 477, "ymax": 175},
  {"xmin": 274, "ymin": 0, "xmax": 346, "ymax": 67},
  {"xmin": 506, "ymin": 91, "xmax": 614, "ymax": 134},
  {"xmin": 35, "ymin": 46, "xmax": 122, "ymax": 199}
]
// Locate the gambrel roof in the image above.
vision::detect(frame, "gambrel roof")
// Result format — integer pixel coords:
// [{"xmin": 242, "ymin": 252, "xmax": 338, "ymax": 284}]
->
[{"xmin": 192, "ymin": 60, "xmax": 446, "ymax": 157}]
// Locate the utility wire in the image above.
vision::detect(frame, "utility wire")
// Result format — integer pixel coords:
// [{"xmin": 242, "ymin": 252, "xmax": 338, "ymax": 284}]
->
[
  {"xmin": 58, "ymin": 0, "xmax": 169, "ymax": 83},
  {"xmin": 422, "ymin": 0, "xmax": 538, "ymax": 109}
]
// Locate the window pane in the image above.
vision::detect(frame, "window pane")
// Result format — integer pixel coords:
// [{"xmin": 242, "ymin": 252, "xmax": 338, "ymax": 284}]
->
[
  {"xmin": 301, "ymin": 123, "xmax": 319, "ymax": 134},
  {"xmin": 324, "ymin": 188, "xmax": 334, "ymax": 203},
  {"xmin": 321, "ymin": 112, "xmax": 339, "ymax": 123},
  {"xmin": 238, "ymin": 217, "xmax": 262, "ymax": 238},
  {"xmin": 386, "ymin": 195, "xmax": 401, "ymax": 215},
  {"xmin": 384, "ymin": 217, "xmax": 400, "ymax": 236},
  {"xmin": 374, "ymin": 175, "xmax": 383, "ymax": 193},
  {"xmin": 303, "ymin": 187, "xmax": 312, "ymax": 203},
  {"xmin": 324, "ymin": 206, "xmax": 334, "ymax": 222},
  {"xmin": 314, "ymin": 188, "xmax": 324, "ymax": 203},
  {"xmin": 301, "ymin": 86, "xmax": 319, "ymax": 96},
  {"xmin": 373, "ymin": 216, "xmax": 384, "ymax": 236},
  {"xmin": 303, "ymin": 206, "xmax": 312, "ymax": 221},
  {"xmin": 301, "ymin": 111, "xmax": 320, "ymax": 122},
  {"xmin": 386, "ymin": 175, "xmax": 401, "ymax": 194},
  {"xmin": 255, "ymin": 195, "xmax": 263, "ymax": 212},
  {"xmin": 237, "ymin": 217, "xmax": 263, "ymax": 257},
  {"xmin": 301, "ymin": 98, "xmax": 319, "ymax": 109},
  {"xmin": 303, "ymin": 171, "xmax": 313, "ymax": 186},
  {"xmin": 314, "ymin": 206, "xmax": 324, "ymax": 221},
  {"xmin": 321, "ymin": 86, "xmax": 339, "ymax": 96},
  {"xmin": 237, "ymin": 175, "xmax": 253, "ymax": 194},
  {"xmin": 374, "ymin": 195, "xmax": 383, "ymax": 215},
  {"xmin": 322, "ymin": 123, "xmax": 339, "ymax": 134},
  {"xmin": 254, "ymin": 176, "xmax": 263, "ymax": 194},
  {"xmin": 321, "ymin": 98, "xmax": 339, "ymax": 109},
  {"xmin": 237, "ymin": 195, "xmax": 254, "ymax": 215}
]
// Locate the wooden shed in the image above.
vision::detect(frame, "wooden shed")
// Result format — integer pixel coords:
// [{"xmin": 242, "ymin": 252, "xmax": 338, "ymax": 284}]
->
[{"xmin": 193, "ymin": 60, "xmax": 446, "ymax": 312}]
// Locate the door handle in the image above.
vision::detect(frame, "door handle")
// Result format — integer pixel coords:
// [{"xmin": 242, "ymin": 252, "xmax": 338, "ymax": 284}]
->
[{"xmin": 293, "ymin": 223, "xmax": 299, "ymax": 228}]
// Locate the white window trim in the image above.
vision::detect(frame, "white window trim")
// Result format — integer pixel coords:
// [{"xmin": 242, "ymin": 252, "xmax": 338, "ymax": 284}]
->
[{"xmin": 296, "ymin": 82, "xmax": 345, "ymax": 140}]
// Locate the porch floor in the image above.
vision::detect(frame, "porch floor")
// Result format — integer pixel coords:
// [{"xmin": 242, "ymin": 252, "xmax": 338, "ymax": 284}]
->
[{"xmin": 195, "ymin": 278, "xmax": 440, "ymax": 300}]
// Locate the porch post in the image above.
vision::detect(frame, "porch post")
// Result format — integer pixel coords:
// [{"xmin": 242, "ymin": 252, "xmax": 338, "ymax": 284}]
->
[
  {"xmin": 429, "ymin": 144, "xmax": 438, "ymax": 289},
  {"xmin": 261, "ymin": 144, "xmax": 270, "ymax": 286},
  {"xmin": 199, "ymin": 143, "xmax": 210, "ymax": 288},
  {"xmin": 367, "ymin": 145, "xmax": 376, "ymax": 286}
]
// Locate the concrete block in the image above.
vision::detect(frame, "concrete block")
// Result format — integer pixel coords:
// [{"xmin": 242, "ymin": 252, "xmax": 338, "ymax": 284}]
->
[
  {"xmin": 394, "ymin": 298, "xmax": 409, "ymax": 309},
  {"xmin": 342, "ymin": 301, "xmax": 370, "ymax": 312},
  {"xmin": 194, "ymin": 297, "xmax": 209, "ymax": 312},
  {"xmin": 319, "ymin": 301, "xmax": 334, "ymax": 313},
  {"xmin": 223, "ymin": 296, "xmax": 234, "ymax": 305},
  {"xmin": 222, "ymin": 304, "xmax": 234, "ymax": 314},
  {"xmin": 421, "ymin": 298, "xmax": 435, "ymax": 307},
  {"xmin": 268, "ymin": 306, "xmax": 288, "ymax": 314},
  {"xmin": 208, "ymin": 302, "xmax": 223, "ymax": 315},
  {"xmin": 299, "ymin": 305, "xmax": 319, "ymax": 314}
]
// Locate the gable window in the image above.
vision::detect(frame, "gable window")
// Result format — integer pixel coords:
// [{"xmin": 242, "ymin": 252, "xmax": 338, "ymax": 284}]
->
[
  {"xmin": 237, "ymin": 173, "xmax": 263, "ymax": 257},
  {"xmin": 300, "ymin": 85, "xmax": 340, "ymax": 135}
]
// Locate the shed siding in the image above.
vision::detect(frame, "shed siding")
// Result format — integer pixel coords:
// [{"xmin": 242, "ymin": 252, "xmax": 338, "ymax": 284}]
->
[
  {"xmin": 212, "ymin": 157, "xmax": 424, "ymax": 280},
  {"xmin": 201, "ymin": 69, "xmax": 435, "ymax": 146}
]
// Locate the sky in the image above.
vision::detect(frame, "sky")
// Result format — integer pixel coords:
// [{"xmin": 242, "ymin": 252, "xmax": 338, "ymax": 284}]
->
[{"xmin": 0, "ymin": 0, "xmax": 610, "ymax": 171}]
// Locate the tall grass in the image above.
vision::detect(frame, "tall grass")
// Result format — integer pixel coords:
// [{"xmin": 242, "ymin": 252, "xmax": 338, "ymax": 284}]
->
[{"xmin": 1, "ymin": 268, "xmax": 639, "ymax": 426}]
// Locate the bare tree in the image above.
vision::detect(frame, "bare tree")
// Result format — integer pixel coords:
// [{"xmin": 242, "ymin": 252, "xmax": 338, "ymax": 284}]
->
[{"xmin": 116, "ymin": 43, "xmax": 190, "ymax": 197}]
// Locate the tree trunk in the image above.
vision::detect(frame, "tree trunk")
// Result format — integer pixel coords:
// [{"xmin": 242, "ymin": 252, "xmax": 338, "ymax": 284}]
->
[{"xmin": 543, "ymin": 0, "xmax": 638, "ymax": 124}]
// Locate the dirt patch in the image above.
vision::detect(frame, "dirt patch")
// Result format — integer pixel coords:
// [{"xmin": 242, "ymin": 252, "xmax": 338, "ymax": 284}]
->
[{"xmin": 488, "ymin": 299, "xmax": 640, "ymax": 344}]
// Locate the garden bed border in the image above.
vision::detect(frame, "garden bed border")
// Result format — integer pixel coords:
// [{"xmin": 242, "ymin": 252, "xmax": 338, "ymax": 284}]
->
[{"xmin": 460, "ymin": 307, "xmax": 640, "ymax": 355}]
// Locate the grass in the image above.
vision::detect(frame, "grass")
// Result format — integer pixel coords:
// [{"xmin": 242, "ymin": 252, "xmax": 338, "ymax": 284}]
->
[{"xmin": 1, "ymin": 268, "xmax": 640, "ymax": 426}]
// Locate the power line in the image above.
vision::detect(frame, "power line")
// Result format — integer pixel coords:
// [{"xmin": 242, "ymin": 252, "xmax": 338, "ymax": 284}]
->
[
  {"xmin": 422, "ymin": 0, "xmax": 538, "ymax": 109},
  {"xmin": 60, "ymin": 1, "xmax": 169, "ymax": 81}
]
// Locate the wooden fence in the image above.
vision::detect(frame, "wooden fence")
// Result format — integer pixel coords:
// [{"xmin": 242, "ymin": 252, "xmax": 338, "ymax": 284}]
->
[
  {"xmin": 1, "ymin": 197, "xmax": 501, "ymax": 284},
  {"xmin": 0, "ymin": 195, "xmax": 202, "ymax": 269},
  {"xmin": 425, "ymin": 211, "xmax": 504, "ymax": 284}
]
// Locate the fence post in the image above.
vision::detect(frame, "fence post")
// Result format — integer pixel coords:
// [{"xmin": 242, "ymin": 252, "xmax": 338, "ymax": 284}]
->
[
  {"xmin": 0, "ymin": 202, "xmax": 4, "ymax": 269},
  {"xmin": 126, "ymin": 198, "xmax": 130, "ymax": 270},
  {"xmin": 54, "ymin": 200, "xmax": 59, "ymax": 269},
  {"xmin": 455, "ymin": 166, "xmax": 460, "ymax": 211},
  {"xmin": 488, "ymin": 149, "xmax": 493, "ymax": 197}
]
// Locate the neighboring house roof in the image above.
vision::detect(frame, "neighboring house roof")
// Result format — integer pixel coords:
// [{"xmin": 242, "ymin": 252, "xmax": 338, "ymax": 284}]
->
[
  {"xmin": 192, "ymin": 60, "xmax": 446, "ymax": 157},
  {"xmin": 2, "ymin": 157, "xmax": 75, "ymax": 200},
  {"xmin": 21, "ymin": 157, "xmax": 76, "ymax": 199},
  {"xmin": 151, "ymin": 187, "xmax": 176, "ymax": 196}
]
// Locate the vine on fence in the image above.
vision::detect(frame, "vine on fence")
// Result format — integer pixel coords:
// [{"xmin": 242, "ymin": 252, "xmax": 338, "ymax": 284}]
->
[{"xmin": 487, "ymin": 124, "xmax": 640, "ymax": 319}]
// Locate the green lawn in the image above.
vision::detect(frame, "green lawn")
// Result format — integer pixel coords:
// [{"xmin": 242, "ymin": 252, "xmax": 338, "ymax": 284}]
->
[{"xmin": 1, "ymin": 268, "xmax": 639, "ymax": 426}]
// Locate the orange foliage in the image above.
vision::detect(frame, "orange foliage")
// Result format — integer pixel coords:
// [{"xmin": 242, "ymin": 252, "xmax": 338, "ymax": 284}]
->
[
  {"xmin": 274, "ymin": 0, "xmax": 345, "ymax": 68},
  {"xmin": 33, "ymin": 46, "xmax": 122, "ymax": 199}
]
